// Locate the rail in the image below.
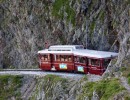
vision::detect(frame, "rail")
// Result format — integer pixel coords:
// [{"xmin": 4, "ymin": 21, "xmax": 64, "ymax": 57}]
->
[
  {"xmin": 0, "ymin": 69, "xmax": 102, "ymax": 81},
  {"xmin": 0, "ymin": 69, "xmax": 41, "ymax": 71}
]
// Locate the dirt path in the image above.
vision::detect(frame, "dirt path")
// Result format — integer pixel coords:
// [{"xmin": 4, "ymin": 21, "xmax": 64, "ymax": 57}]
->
[{"xmin": 120, "ymin": 76, "xmax": 130, "ymax": 93}]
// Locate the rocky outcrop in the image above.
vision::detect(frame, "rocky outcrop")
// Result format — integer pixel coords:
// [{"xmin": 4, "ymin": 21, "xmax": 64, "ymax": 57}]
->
[
  {"xmin": 23, "ymin": 75, "xmax": 129, "ymax": 100},
  {"xmin": 0, "ymin": 74, "xmax": 130, "ymax": 100},
  {"xmin": 1, "ymin": 0, "xmax": 128, "ymax": 68}
]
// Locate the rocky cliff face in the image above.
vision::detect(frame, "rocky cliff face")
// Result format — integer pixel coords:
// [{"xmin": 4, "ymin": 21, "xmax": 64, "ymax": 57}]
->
[
  {"xmin": 0, "ymin": 0, "xmax": 129, "ymax": 68},
  {"xmin": 1, "ymin": 74, "xmax": 129, "ymax": 100}
]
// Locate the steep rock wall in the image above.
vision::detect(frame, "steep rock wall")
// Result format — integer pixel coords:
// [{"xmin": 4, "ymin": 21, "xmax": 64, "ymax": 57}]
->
[
  {"xmin": 0, "ymin": 0, "xmax": 129, "ymax": 68},
  {"xmin": 20, "ymin": 75, "xmax": 130, "ymax": 100}
]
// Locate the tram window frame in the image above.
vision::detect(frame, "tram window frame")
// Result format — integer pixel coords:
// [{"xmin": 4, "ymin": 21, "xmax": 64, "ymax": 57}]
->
[
  {"xmin": 54, "ymin": 55, "xmax": 56, "ymax": 61},
  {"xmin": 68, "ymin": 55, "xmax": 72, "ymax": 62},
  {"xmin": 55, "ymin": 55, "xmax": 72, "ymax": 62},
  {"xmin": 80, "ymin": 57, "xmax": 86, "ymax": 63},
  {"xmin": 103, "ymin": 59, "xmax": 110, "ymax": 68},
  {"xmin": 60, "ymin": 55, "xmax": 64, "ymax": 61},
  {"xmin": 88, "ymin": 59, "xmax": 100, "ymax": 66},
  {"xmin": 74, "ymin": 56, "xmax": 86, "ymax": 64},
  {"xmin": 64, "ymin": 55, "xmax": 68, "ymax": 61},
  {"xmin": 41, "ymin": 54, "xmax": 49, "ymax": 61},
  {"xmin": 55, "ymin": 55, "xmax": 60, "ymax": 61}
]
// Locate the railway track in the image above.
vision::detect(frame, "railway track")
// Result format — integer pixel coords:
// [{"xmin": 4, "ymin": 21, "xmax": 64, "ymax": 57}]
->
[
  {"xmin": 0, "ymin": 69, "xmax": 102, "ymax": 81},
  {"xmin": 1, "ymin": 69, "xmax": 41, "ymax": 71},
  {"xmin": 0, "ymin": 69, "xmax": 85, "ymax": 79}
]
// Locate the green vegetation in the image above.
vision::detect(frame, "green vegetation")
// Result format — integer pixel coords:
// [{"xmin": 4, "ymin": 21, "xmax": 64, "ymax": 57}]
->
[
  {"xmin": 78, "ymin": 78, "xmax": 125, "ymax": 100},
  {"xmin": 120, "ymin": 67, "xmax": 127, "ymax": 72},
  {"xmin": 89, "ymin": 20, "xmax": 96, "ymax": 37},
  {"xmin": 44, "ymin": 75, "xmax": 68, "ymax": 98},
  {"xmin": 126, "ymin": 73, "xmax": 130, "ymax": 85},
  {"xmin": 126, "ymin": 0, "xmax": 130, "ymax": 4},
  {"xmin": 128, "ymin": 77, "xmax": 130, "ymax": 85},
  {"xmin": 0, "ymin": 75, "xmax": 23, "ymax": 99},
  {"xmin": 99, "ymin": 10, "xmax": 105, "ymax": 22},
  {"xmin": 125, "ymin": 94, "xmax": 130, "ymax": 100},
  {"xmin": 120, "ymin": 65, "xmax": 130, "ymax": 85},
  {"xmin": 31, "ymin": 75, "xmax": 68, "ymax": 100},
  {"xmin": 43, "ymin": 74, "xmax": 68, "ymax": 97},
  {"xmin": 52, "ymin": 0, "xmax": 76, "ymax": 25},
  {"xmin": 87, "ymin": 0, "xmax": 98, "ymax": 15},
  {"xmin": 0, "ymin": 0, "xmax": 5, "ymax": 3},
  {"xmin": 81, "ymin": 75, "xmax": 88, "ymax": 82},
  {"xmin": 30, "ymin": 75, "xmax": 128, "ymax": 99},
  {"xmin": 43, "ymin": 74, "xmax": 67, "ymax": 84},
  {"xmin": 59, "ymin": 35, "xmax": 66, "ymax": 44}
]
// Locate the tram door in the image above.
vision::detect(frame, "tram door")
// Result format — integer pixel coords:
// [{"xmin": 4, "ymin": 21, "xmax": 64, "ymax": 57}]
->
[{"xmin": 50, "ymin": 54, "xmax": 56, "ymax": 71}]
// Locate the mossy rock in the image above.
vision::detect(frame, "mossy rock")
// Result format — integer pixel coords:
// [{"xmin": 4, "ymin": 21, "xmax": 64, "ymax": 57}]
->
[
  {"xmin": 0, "ymin": 75, "xmax": 23, "ymax": 99},
  {"xmin": 77, "ymin": 78, "xmax": 125, "ymax": 100},
  {"xmin": 52, "ymin": 0, "xmax": 76, "ymax": 25}
]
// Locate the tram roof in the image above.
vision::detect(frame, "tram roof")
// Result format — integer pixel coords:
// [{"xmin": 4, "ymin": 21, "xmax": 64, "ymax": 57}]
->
[
  {"xmin": 38, "ymin": 49, "xmax": 118, "ymax": 59},
  {"xmin": 48, "ymin": 45, "xmax": 84, "ymax": 51},
  {"xmin": 73, "ymin": 49, "xmax": 118, "ymax": 58},
  {"xmin": 38, "ymin": 49, "xmax": 73, "ymax": 54}
]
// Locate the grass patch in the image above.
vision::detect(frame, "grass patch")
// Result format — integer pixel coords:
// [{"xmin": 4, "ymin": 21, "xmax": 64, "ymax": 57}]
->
[
  {"xmin": 43, "ymin": 74, "xmax": 67, "ymax": 83},
  {"xmin": 120, "ymin": 67, "xmax": 127, "ymax": 72},
  {"xmin": 81, "ymin": 75, "xmax": 88, "ymax": 82},
  {"xmin": 78, "ymin": 78, "xmax": 125, "ymax": 100},
  {"xmin": 0, "ymin": 75, "xmax": 23, "ymax": 99},
  {"xmin": 121, "ymin": 66, "xmax": 130, "ymax": 78}
]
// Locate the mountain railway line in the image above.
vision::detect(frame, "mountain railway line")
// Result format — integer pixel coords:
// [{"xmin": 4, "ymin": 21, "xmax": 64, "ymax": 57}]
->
[
  {"xmin": 0, "ymin": 69, "xmax": 84, "ymax": 78},
  {"xmin": 0, "ymin": 69, "xmax": 102, "ymax": 81}
]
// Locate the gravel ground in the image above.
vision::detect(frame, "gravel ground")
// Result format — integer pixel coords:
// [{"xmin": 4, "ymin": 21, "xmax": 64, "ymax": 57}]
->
[
  {"xmin": 0, "ymin": 71, "xmax": 83, "ymax": 80},
  {"xmin": 0, "ymin": 70, "xmax": 102, "ymax": 81}
]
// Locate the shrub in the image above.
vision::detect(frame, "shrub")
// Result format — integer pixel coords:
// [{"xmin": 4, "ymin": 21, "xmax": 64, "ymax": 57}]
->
[{"xmin": 127, "ymin": 77, "xmax": 130, "ymax": 85}]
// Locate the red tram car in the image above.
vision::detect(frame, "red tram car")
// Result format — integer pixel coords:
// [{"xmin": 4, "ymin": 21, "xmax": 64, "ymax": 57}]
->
[{"xmin": 38, "ymin": 45, "xmax": 118, "ymax": 75}]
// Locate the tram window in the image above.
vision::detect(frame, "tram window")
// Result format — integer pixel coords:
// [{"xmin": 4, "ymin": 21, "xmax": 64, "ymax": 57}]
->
[
  {"xmin": 75, "ymin": 56, "xmax": 85, "ymax": 63},
  {"xmin": 103, "ymin": 59, "xmax": 110, "ymax": 68},
  {"xmin": 77, "ymin": 57, "xmax": 80, "ymax": 62},
  {"xmin": 54, "ymin": 55, "xmax": 56, "ymax": 61},
  {"xmin": 41, "ymin": 56, "xmax": 44, "ymax": 61},
  {"xmin": 89, "ymin": 59, "xmax": 100, "ymax": 66},
  {"xmin": 44, "ymin": 55, "xmax": 48, "ymax": 61},
  {"xmin": 64, "ymin": 56, "xmax": 67, "ymax": 61},
  {"xmin": 74, "ymin": 57, "xmax": 78, "ymax": 62},
  {"xmin": 55, "ymin": 55, "xmax": 72, "ymax": 62},
  {"xmin": 56, "ymin": 55, "xmax": 60, "ymax": 61},
  {"xmin": 88, "ymin": 59, "xmax": 91, "ymax": 65},
  {"xmin": 80, "ymin": 57, "xmax": 85, "ymax": 63},
  {"xmin": 61, "ymin": 55, "xmax": 64, "ymax": 61},
  {"xmin": 48, "ymin": 55, "xmax": 50, "ymax": 60},
  {"xmin": 41, "ymin": 55, "xmax": 49, "ymax": 61},
  {"xmin": 74, "ymin": 57, "xmax": 77, "ymax": 62},
  {"xmin": 68, "ymin": 56, "xmax": 72, "ymax": 62}
]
